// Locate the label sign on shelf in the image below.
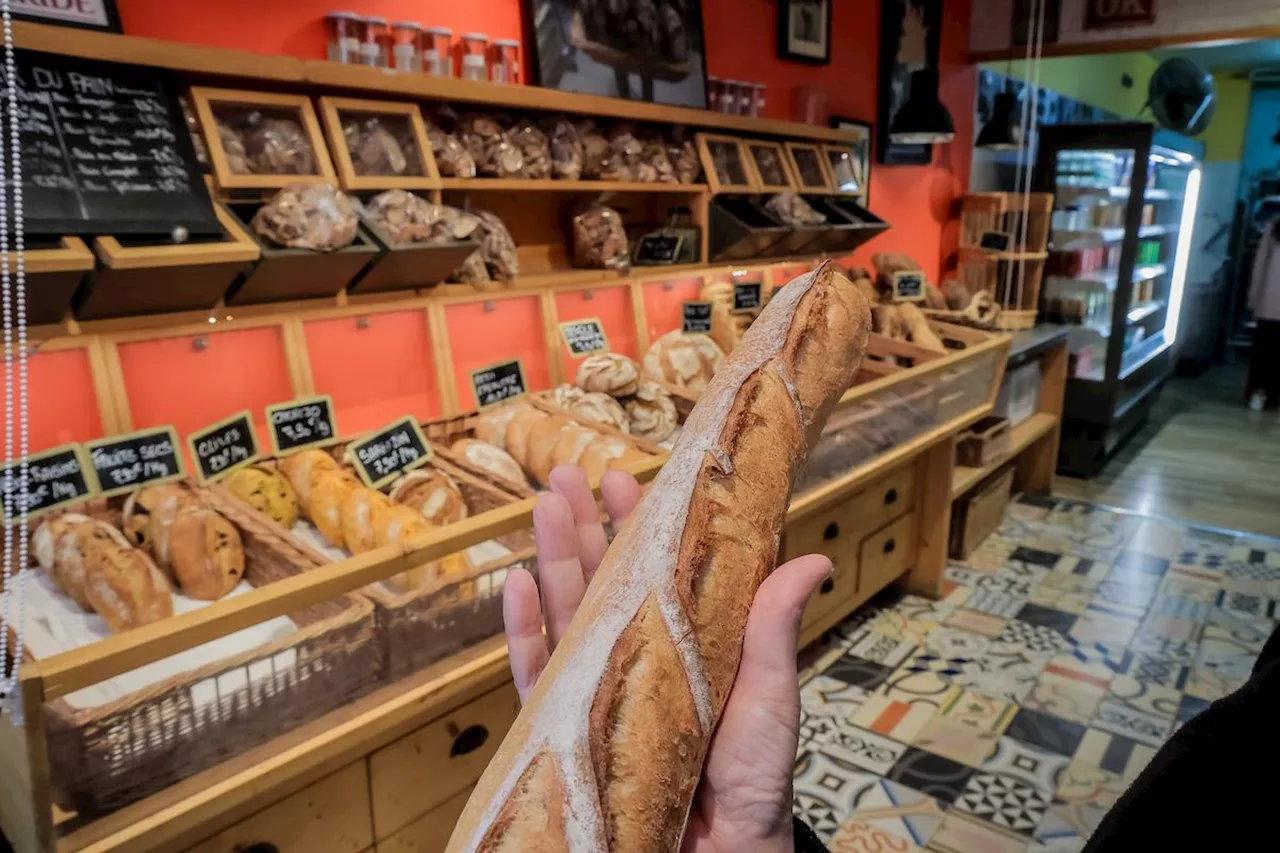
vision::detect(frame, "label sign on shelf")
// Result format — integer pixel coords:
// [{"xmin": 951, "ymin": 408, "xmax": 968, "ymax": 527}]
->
[
  {"xmin": 85, "ymin": 426, "xmax": 185, "ymax": 498},
  {"xmin": 980, "ymin": 231, "xmax": 1011, "ymax": 252},
  {"xmin": 891, "ymin": 270, "xmax": 926, "ymax": 303},
  {"xmin": 682, "ymin": 301, "xmax": 713, "ymax": 334},
  {"xmin": 634, "ymin": 233, "xmax": 684, "ymax": 264},
  {"xmin": 0, "ymin": 444, "xmax": 96, "ymax": 521},
  {"xmin": 348, "ymin": 416, "xmax": 433, "ymax": 489},
  {"xmin": 559, "ymin": 317, "xmax": 610, "ymax": 358},
  {"xmin": 1083, "ymin": 0, "xmax": 1153, "ymax": 31},
  {"xmin": 471, "ymin": 359, "xmax": 528, "ymax": 411},
  {"xmin": 266, "ymin": 395, "xmax": 340, "ymax": 456},
  {"xmin": 732, "ymin": 282, "xmax": 763, "ymax": 314},
  {"xmin": 187, "ymin": 411, "xmax": 261, "ymax": 484}
]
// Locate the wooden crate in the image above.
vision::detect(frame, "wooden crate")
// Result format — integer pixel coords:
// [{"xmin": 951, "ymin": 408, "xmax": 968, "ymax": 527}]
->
[
  {"xmin": 949, "ymin": 464, "xmax": 1014, "ymax": 559},
  {"xmin": 957, "ymin": 416, "xmax": 1011, "ymax": 468}
]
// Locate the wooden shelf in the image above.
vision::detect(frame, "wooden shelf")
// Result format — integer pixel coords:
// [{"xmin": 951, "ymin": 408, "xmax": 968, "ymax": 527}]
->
[
  {"xmin": 438, "ymin": 179, "xmax": 707, "ymax": 192},
  {"xmin": 951, "ymin": 412, "xmax": 1058, "ymax": 499}
]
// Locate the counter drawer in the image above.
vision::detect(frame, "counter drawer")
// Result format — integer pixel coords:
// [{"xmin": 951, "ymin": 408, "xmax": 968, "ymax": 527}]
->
[
  {"xmin": 845, "ymin": 465, "xmax": 915, "ymax": 534},
  {"xmin": 184, "ymin": 761, "xmax": 372, "ymax": 853},
  {"xmin": 859, "ymin": 512, "xmax": 917, "ymax": 597},
  {"xmin": 378, "ymin": 787, "xmax": 472, "ymax": 853},
  {"xmin": 786, "ymin": 504, "xmax": 861, "ymax": 629},
  {"xmin": 370, "ymin": 683, "xmax": 520, "ymax": 840}
]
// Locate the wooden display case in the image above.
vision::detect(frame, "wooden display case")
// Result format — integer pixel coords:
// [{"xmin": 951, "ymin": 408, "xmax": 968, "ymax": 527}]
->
[
  {"xmin": 317, "ymin": 96, "xmax": 440, "ymax": 191},
  {"xmin": 696, "ymin": 133, "xmax": 756, "ymax": 194},
  {"xmin": 785, "ymin": 142, "xmax": 835, "ymax": 193},
  {"xmin": 821, "ymin": 142, "xmax": 868, "ymax": 197},
  {"xmin": 17, "ymin": 239, "xmax": 95, "ymax": 328},
  {"xmin": 743, "ymin": 140, "xmax": 797, "ymax": 193},
  {"xmin": 191, "ymin": 88, "xmax": 337, "ymax": 191}
]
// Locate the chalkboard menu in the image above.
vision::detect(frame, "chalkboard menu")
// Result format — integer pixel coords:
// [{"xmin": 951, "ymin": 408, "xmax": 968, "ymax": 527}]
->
[
  {"xmin": 682, "ymin": 301, "xmax": 713, "ymax": 334},
  {"xmin": 85, "ymin": 426, "xmax": 185, "ymax": 498},
  {"xmin": 470, "ymin": 359, "xmax": 528, "ymax": 411},
  {"xmin": 634, "ymin": 233, "xmax": 684, "ymax": 264},
  {"xmin": 349, "ymin": 416, "xmax": 432, "ymax": 489},
  {"xmin": 265, "ymin": 395, "xmax": 340, "ymax": 455},
  {"xmin": 11, "ymin": 49, "xmax": 219, "ymax": 237},
  {"xmin": 732, "ymin": 282, "xmax": 763, "ymax": 314},
  {"xmin": 0, "ymin": 444, "xmax": 96, "ymax": 520},
  {"xmin": 188, "ymin": 411, "xmax": 262, "ymax": 484},
  {"xmin": 560, "ymin": 318, "xmax": 609, "ymax": 357}
]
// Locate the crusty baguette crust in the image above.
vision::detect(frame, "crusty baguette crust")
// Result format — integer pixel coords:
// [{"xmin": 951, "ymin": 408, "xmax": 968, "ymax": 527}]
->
[{"xmin": 447, "ymin": 262, "xmax": 870, "ymax": 853}]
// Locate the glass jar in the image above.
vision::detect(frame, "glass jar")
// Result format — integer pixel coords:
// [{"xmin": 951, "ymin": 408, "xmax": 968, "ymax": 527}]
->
[
  {"xmin": 750, "ymin": 83, "xmax": 766, "ymax": 118},
  {"xmin": 325, "ymin": 11, "xmax": 361, "ymax": 64},
  {"xmin": 423, "ymin": 27, "xmax": 453, "ymax": 76},
  {"xmin": 461, "ymin": 33, "xmax": 490, "ymax": 81},
  {"xmin": 389, "ymin": 21, "xmax": 421, "ymax": 72},
  {"xmin": 720, "ymin": 80, "xmax": 741, "ymax": 115},
  {"xmin": 359, "ymin": 16, "xmax": 388, "ymax": 67},
  {"xmin": 706, "ymin": 75, "xmax": 721, "ymax": 111},
  {"xmin": 492, "ymin": 38, "xmax": 520, "ymax": 84}
]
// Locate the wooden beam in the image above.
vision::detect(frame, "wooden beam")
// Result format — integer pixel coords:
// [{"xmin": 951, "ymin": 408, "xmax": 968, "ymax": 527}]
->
[{"xmin": 969, "ymin": 25, "xmax": 1280, "ymax": 63}]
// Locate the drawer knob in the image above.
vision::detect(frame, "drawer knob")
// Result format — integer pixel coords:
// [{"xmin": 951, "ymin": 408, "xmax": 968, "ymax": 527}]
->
[
  {"xmin": 240, "ymin": 845, "xmax": 279, "ymax": 853},
  {"xmin": 883, "ymin": 538, "xmax": 896, "ymax": 555},
  {"xmin": 819, "ymin": 577, "xmax": 835, "ymax": 594},
  {"xmin": 451, "ymin": 724, "xmax": 490, "ymax": 757},
  {"xmin": 823, "ymin": 522, "xmax": 840, "ymax": 540},
  {"xmin": 884, "ymin": 488, "xmax": 898, "ymax": 505}
]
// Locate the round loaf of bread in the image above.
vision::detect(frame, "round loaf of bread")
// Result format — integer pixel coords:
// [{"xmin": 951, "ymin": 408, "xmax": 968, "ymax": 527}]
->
[
  {"xmin": 225, "ymin": 464, "xmax": 299, "ymax": 529},
  {"xmin": 578, "ymin": 435, "xmax": 631, "ymax": 484},
  {"xmin": 390, "ymin": 468, "xmax": 469, "ymax": 527},
  {"xmin": 80, "ymin": 522, "xmax": 173, "ymax": 632},
  {"xmin": 625, "ymin": 381, "xmax": 678, "ymax": 442},
  {"xmin": 279, "ymin": 449, "xmax": 339, "ymax": 509},
  {"xmin": 308, "ymin": 469, "xmax": 361, "ymax": 549},
  {"xmin": 576, "ymin": 353, "xmax": 639, "ymax": 397},
  {"xmin": 122, "ymin": 484, "xmax": 197, "ymax": 554},
  {"xmin": 565, "ymin": 391, "xmax": 629, "ymax": 434},
  {"xmin": 503, "ymin": 407, "xmax": 549, "ymax": 471},
  {"xmin": 377, "ymin": 504, "xmax": 432, "ymax": 550},
  {"xmin": 642, "ymin": 329, "xmax": 726, "ymax": 395},
  {"xmin": 548, "ymin": 383, "xmax": 586, "ymax": 410},
  {"xmin": 550, "ymin": 423, "xmax": 600, "ymax": 471},
  {"xmin": 526, "ymin": 415, "xmax": 574, "ymax": 486},
  {"xmin": 341, "ymin": 488, "xmax": 396, "ymax": 555},
  {"xmin": 474, "ymin": 402, "xmax": 531, "ymax": 450},
  {"xmin": 167, "ymin": 508, "xmax": 246, "ymax": 600},
  {"xmin": 452, "ymin": 439, "xmax": 527, "ymax": 490}
]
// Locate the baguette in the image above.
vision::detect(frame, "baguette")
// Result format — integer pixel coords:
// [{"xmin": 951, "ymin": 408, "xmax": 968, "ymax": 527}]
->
[{"xmin": 447, "ymin": 262, "xmax": 870, "ymax": 853}]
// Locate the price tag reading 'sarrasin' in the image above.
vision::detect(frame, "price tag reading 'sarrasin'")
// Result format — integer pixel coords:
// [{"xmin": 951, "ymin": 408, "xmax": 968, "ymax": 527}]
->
[
  {"xmin": 85, "ymin": 426, "xmax": 186, "ymax": 499},
  {"xmin": 0, "ymin": 444, "xmax": 96, "ymax": 521},
  {"xmin": 348, "ymin": 416, "xmax": 433, "ymax": 490},
  {"xmin": 187, "ymin": 411, "xmax": 262, "ymax": 484},
  {"xmin": 265, "ymin": 395, "xmax": 340, "ymax": 455},
  {"xmin": 682, "ymin": 301, "xmax": 713, "ymax": 334},
  {"xmin": 559, "ymin": 317, "xmax": 610, "ymax": 357},
  {"xmin": 470, "ymin": 359, "xmax": 528, "ymax": 411}
]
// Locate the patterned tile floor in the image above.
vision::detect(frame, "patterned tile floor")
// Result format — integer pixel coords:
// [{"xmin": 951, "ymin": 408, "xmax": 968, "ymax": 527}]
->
[{"xmin": 793, "ymin": 494, "xmax": 1279, "ymax": 853}]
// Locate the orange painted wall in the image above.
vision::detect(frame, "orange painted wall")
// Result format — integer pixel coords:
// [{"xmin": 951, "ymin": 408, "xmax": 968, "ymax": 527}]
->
[{"xmin": 115, "ymin": 0, "xmax": 974, "ymax": 281}]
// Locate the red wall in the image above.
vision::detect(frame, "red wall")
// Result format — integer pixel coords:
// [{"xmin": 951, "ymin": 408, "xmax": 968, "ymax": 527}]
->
[{"xmin": 115, "ymin": 0, "xmax": 973, "ymax": 281}]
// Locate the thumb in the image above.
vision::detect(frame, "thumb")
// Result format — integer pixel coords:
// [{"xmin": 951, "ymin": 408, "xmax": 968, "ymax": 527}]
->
[{"xmin": 737, "ymin": 554, "xmax": 833, "ymax": 693}]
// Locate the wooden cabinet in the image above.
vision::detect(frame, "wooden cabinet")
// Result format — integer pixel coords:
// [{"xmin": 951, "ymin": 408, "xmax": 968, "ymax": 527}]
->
[
  {"xmin": 846, "ymin": 465, "xmax": 916, "ymax": 535},
  {"xmin": 859, "ymin": 512, "xmax": 917, "ymax": 596},
  {"xmin": 787, "ymin": 502, "xmax": 862, "ymax": 630},
  {"xmin": 377, "ymin": 788, "xmax": 473, "ymax": 853}
]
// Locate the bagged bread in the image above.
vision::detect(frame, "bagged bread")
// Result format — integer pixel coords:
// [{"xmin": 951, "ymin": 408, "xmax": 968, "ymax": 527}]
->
[
  {"xmin": 572, "ymin": 205, "xmax": 630, "ymax": 271},
  {"xmin": 220, "ymin": 110, "xmax": 315, "ymax": 175},
  {"xmin": 426, "ymin": 118, "xmax": 477, "ymax": 178},
  {"xmin": 668, "ymin": 128, "xmax": 701, "ymax": 184},
  {"xmin": 343, "ymin": 115, "xmax": 417, "ymax": 176},
  {"xmin": 579, "ymin": 119, "xmax": 611, "ymax": 179},
  {"xmin": 544, "ymin": 117, "xmax": 584, "ymax": 180},
  {"xmin": 766, "ymin": 192, "xmax": 827, "ymax": 227},
  {"xmin": 509, "ymin": 120, "xmax": 552, "ymax": 180},
  {"xmin": 253, "ymin": 183, "xmax": 359, "ymax": 252},
  {"xmin": 473, "ymin": 210, "xmax": 520, "ymax": 283},
  {"xmin": 458, "ymin": 114, "xmax": 524, "ymax": 178},
  {"xmin": 364, "ymin": 191, "xmax": 480, "ymax": 246}
]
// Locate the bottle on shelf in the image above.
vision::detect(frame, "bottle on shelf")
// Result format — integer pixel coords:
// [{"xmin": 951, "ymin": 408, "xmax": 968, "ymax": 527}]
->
[
  {"xmin": 325, "ymin": 11, "xmax": 362, "ymax": 64},
  {"xmin": 423, "ymin": 27, "xmax": 454, "ymax": 76}
]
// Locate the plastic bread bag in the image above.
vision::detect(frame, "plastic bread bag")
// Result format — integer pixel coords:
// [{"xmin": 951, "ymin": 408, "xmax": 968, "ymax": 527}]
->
[
  {"xmin": 451, "ymin": 250, "xmax": 497, "ymax": 290},
  {"xmin": 667, "ymin": 127, "xmax": 701, "ymax": 184},
  {"xmin": 253, "ymin": 182, "xmax": 359, "ymax": 252},
  {"xmin": 473, "ymin": 210, "xmax": 520, "ymax": 282},
  {"xmin": 509, "ymin": 119, "xmax": 552, "ymax": 180},
  {"xmin": 573, "ymin": 204, "xmax": 631, "ymax": 271},
  {"xmin": 425, "ymin": 115, "xmax": 476, "ymax": 178},
  {"xmin": 217, "ymin": 120, "xmax": 250, "ymax": 173},
  {"xmin": 638, "ymin": 129, "xmax": 678, "ymax": 184},
  {"xmin": 543, "ymin": 116, "xmax": 584, "ymax": 180},
  {"xmin": 363, "ymin": 190, "xmax": 480, "ymax": 245},
  {"xmin": 578, "ymin": 119, "xmax": 610, "ymax": 179},
  {"xmin": 226, "ymin": 110, "xmax": 316, "ymax": 175},
  {"xmin": 458, "ymin": 114, "xmax": 524, "ymax": 178},
  {"xmin": 601, "ymin": 123, "xmax": 643, "ymax": 181},
  {"xmin": 765, "ymin": 192, "xmax": 827, "ymax": 227},
  {"xmin": 343, "ymin": 115, "xmax": 419, "ymax": 176}
]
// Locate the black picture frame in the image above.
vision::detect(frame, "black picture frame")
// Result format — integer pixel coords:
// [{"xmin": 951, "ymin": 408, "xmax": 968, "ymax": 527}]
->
[
  {"xmin": 13, "ymin": 0, "xmax": 121, "ymax": 33},
  {"xmin": 523, "ymin": 0, "xmax": 709, "ymax": 109},
  {"xmin": 828, "ymin": 115, "xmax": 873, "ymax": 204},
  {"xmin": 777, "ymin": 0, "xmax": 833, "ymax": 65},
  {"xmin": 877, "ymin": 0, "xmax": 943, "ymax": 166}
]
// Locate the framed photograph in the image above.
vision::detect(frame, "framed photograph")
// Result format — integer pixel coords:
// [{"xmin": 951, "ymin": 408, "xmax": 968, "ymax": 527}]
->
[
  {"xmin": 13, "ymin": 0, "xmax": 121, "ymax": 32},
  {"xmin": 318, "ymin": 96, "xmax": 439, "ymax": 191},
  {"xmin": 744, "ymin": 140, "xmax": 797, "ymax": 193},
  {"xmin": 777, "ymin": 0, "xmax": 832, "ymax": 65},
  {"xmin": 524, "ymin": 0, "xmax": 709, "ymax": 108},
  {"xmin": 696, "ymin": 133, "xmax": 755, "ymax": 194},
  {"xmin": 784, "ymin": 142, "xmax": 834, "ymax": 193},
  {"xmin": 877, "ymin": 0, "xmax": 943, "ymax": 165},
  {"xmin": 827, "ymin": 116, "xmax": 872, "ymax": 199}
]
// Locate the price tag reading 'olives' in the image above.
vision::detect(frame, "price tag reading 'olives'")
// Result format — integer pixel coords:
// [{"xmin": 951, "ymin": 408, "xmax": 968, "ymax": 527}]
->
[
  {"xmin": 0, "ymin": 444, "xmax": 96, "ymax": 521},
  {"xmin": 559, "ymin": 318, "xmax": 610, "ymax": 357},
  {"xmin": 266, "ymin": 395, "xmax": 340, "ymax": 455},
  {"xmin": 348, "ymin": 416, "xmax": 433, "ymax": 490},
  {"xmin": 682, "ymin": 301, "xmax": 713, "ymax": 334},
  {"xmin": 471, "ymin": 359, "xmax": 528, "ymax": 411},
  {"xmin": 732, "ymin": 282, "xmax": 763, "ymax": 314},
  {"xmin": 86, "ymin": 426, "xmax": 186, "ymax": 499},
  {"xmin": 188, "ymin": 411, "xmax": 262, "ymax": 484}
]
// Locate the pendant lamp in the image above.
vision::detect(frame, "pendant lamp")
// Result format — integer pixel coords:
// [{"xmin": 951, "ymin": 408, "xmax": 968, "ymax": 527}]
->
[
  {"xmin": 976, "ymin": 90, "xmax": 1024, "ymax": 149},
  {"xmin": 889, "ymin": 68, "xmax": 955, "ymax": 144}
]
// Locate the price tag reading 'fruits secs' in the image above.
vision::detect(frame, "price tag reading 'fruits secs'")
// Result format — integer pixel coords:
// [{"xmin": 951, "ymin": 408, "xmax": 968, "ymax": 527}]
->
[
  {"xmin": 187, "ymin": 411, "xmax": 262, "ymax": 484},
  {"xmin": 85, "ymin": 426, "xmax": 186, "ymax": 498},
  {"xmin": 266, "ymin": 395, "xmax": 340, "ymax": 455},
  {"xmin": 470, "ymin": 359, "xmax": 528, "ymax": 411},
  {"xmin": 348, "ymin": 416, "xmax": 433, "ymax": 489},
  {"xmin": 0, "ymin": 444, "xmax": 96, "ymax": 521}
]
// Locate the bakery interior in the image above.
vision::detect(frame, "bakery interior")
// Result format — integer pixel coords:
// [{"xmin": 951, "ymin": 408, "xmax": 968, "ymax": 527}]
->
[{"xmin": 0, "ymin": 1, "xmax": 1277, "ymax": 852}]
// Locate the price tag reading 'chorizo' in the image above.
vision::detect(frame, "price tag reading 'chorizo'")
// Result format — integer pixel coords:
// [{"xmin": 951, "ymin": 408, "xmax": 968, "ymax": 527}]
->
[
  {"xmin": 266, "ymin": 395, "xmax": 340, "ymax": 455},
  {"xmin": 682, "ymin": 301, "xmax": 713, "ymax": 334},
  {"xmin": 732, "ymin": 282, "xmax": 763, "ymax": 314},
  {"xmin": 348, "ymin": 416, "xmax": 433, "ymax": 489},
  {"xmin": 471, "ymin": 359, "xmax": 528, "ymax": 411},
  {"xmin": 85, "ymin": 426, "xmax": 185, "ymax": 498},
  {"xmin": 559, "ymin": 317, "xmax": 610, "ymax": 357},
  {"xmin": 187, "ymin": 411, "xmax": 262, "ymax": 484},
  {"xmin": 0, "ymin": 444, "xmax": 96, "ymax": 521}
]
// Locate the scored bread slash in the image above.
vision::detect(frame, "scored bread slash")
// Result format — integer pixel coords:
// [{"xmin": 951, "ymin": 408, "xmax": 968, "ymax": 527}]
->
[{"xmin": 447, "ymin": 260, "xmax": 871, "ymax": 853}]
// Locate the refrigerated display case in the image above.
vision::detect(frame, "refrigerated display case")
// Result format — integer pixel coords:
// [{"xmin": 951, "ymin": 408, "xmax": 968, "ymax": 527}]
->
[{"xmin": 1035, "ymin": 123, "xmax": 1203, "ymax": 477}]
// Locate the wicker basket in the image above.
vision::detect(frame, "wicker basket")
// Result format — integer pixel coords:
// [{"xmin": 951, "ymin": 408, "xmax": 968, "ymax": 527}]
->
[{"xmin": 39, "ymin": 485, "xmax": 379, "ymax": 818}]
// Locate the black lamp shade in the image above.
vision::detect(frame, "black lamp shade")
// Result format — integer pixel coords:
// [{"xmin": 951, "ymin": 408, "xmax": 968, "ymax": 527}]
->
[
  {"xmin": 976, "ymin": 91, "xmax": 1023, "ymax": 149},
  {"xmin": 890, "ymin": 68, "xmax": 955, "ymax": 144}
]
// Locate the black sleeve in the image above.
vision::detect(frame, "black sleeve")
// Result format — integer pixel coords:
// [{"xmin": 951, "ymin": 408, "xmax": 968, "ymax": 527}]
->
[{"xmin": 793, "ymin": 816, "xmax": 829, "ymax": 853}]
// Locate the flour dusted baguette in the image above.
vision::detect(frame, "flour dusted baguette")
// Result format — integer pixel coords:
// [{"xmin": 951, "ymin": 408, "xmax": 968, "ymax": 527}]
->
[{"xmin": 447, "ymin": 261, "xmax": 870, "ymax": 853}]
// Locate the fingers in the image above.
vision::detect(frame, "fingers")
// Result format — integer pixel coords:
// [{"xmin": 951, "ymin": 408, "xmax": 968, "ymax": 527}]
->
[
  {"xmin": 549, "ymin": 465, "xmax": 610, "ymax": 582},
  {"xmin": 600, "ymin": 469, "xmax": 642, "ymax": 529},
  {"xmin": 533, "ymin": 491, "xmax": 588, "ymax": 651},
  {"xmin": 502, "ymin": 567, "xmax": 549, "ymax": 704},
  {"xmin": 738, "ymin": 555, "xmax": 833, "ymax": 690}
]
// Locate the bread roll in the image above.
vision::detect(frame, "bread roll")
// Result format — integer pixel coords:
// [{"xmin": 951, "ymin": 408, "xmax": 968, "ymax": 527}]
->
[
  {"xmin": 390, "ymin": 468, "xmax": 469, "ymax": 527},
  {"xmin": 551, "ymin": 423, "xmax": 601, "ymax": 471},
  {"xmin": 576, "ymin": 353, "xmax": 639, "ymax": 397},
  {"xmin": 376, "ymin": 506, "xmax": 472, "ymax": 596},
  {"xmin": 166, "ymin": 508, "xmax": 246, "ymax": 600},
  {"xmin": 447, "ymin": 263, "xmax": 870, "ymax": 852},
  {"xmin": 564, "ymin": 391, "xmax": 629, "ymax": 434},
  {"xmin": 475, "ymin": 402, "xmax": 531, "ymax": 450},
  {"xmin": 642, "ymin": 330, "xmax": 726, "ymax": 395},
  {"xmin": 625, "ymin": 381, "xmax": 678, "ymax": 442},
  {"xmin": 504, "ymin": 407, "xmax": 550, "ymax": 470},
  {"xmin": 80, "ymin": 522, "xmax": 174, "ymax": 633},
  {"xmin": 454, "ymin": 438, "xmax": 528, "ymax": 489},
  {"xmin": 122, "ymin": 485, "xmax": 197, "ymax": 555},
  {"xmin": 527, "ymin": 415, "xmax": 574, "ymax": 487},
  {"xmin": 279, "ymin": 449, "xmax": 339, "ymax": 509},
  {"xmin": 32, "ymin": 513, "xmax": 95, "ymax": 611},
  {"xmin": 225, "ymin": 464, "xmax": 299, "ymax": 528},
  {"xmin": 309, "ymin": 469, "xmax": 361, "ymax": 548},
  {"xmin": 341, "ymin": 488, "xmax": 395, "ymax": 555},
  {"xmin": 549, "ymin": 384, "xmax": 587, "ymax": 410},
  {"xmin": 576, "ymin": 435, "xmax": 649, "ymax": 484}
]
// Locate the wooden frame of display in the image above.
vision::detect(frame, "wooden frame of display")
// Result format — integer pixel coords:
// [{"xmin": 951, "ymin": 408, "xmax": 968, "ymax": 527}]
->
[
  {"xmin": 784, "ymin": 141, "xmax": 835, "ymax": 193},
  {"xmin": 317, "ymin": 96, "xmax": 441, "ymax": 191},
  {"xmin": 820, "ymin": 142, "xmax": 867, "ymax": 197},
  {"xmin": 742, "ymin": 139, "xmax": 797, "ymax": 193},
  {"xmin": 696, "ymin": 133, "xmax": 756, "ymax": 194},
  {"xmin": 92, "ymin": 202, "xmax": 260, "ymax": 270},
  {"xmin": 191, "ymin": 87, "xmax": 337, "ymax": 191}
]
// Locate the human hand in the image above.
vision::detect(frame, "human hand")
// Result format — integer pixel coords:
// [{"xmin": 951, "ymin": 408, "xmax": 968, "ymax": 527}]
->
[{"xmin": 503, "ymin": 465, "xmax": 832, "ymax": 853}]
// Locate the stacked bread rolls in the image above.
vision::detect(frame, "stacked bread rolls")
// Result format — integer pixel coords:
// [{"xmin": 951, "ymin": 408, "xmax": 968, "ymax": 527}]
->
[
  {"xmin": 122, "ymin": 484, "xmax": 246, "ymax": 601},
  {"xmin": 642, "ymin": 330, "xmax": 726, "ymax": 396}
]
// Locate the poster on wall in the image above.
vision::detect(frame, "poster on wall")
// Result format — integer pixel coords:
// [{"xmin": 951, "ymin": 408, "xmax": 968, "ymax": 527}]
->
[
  {"xmin": 777, "ymin": 0, "xmax": 832, "ymax": 65},
  {"xmin": 13, "ymin": 0, "xmax": 121, "ymax": 32},
  {"xmin": 525, "ymin": 0, "xmax": 709, "ymax": 108},
  {"xmin": 877, "ymin": 0, "xmax": 943, "ymax": 165}
]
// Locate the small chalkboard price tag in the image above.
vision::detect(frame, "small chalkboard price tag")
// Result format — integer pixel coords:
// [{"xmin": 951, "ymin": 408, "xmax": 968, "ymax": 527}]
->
[
  {"xmin": 471, "ymin": 359, "xmax": 528, "ymax": 411},
  {"xmin": 732, "ymin": 282, "xmax": 763, "ymax": 314},
  {"xmin": 265, "ymin": 395, "xmax": 340, "ymax": 456},
  {"xmin": 891, "ymin": 270, "xmax": 926, "ymax": 303},
  {"xmin": 187, "ymin": 411, "xmax": 261, "ymax": 484},
  {"xmin": 980, "ymin": 231, "xmax": 1011, "ymax": 252},
  {"xmin": 682, "ymin": 301, "xmax": 714, "ymax": 334},
  {"xmin": 85, "ymin": 426, "xmax": 185, "ymax": 498},
  {"xmin": 348, "ymin": 416, "xmax": 433, "ymax": 489},
  {"xmin": 0, "ymin": 444, "xmax": 96, "ymax": 521},
  {"xmin": 634, "ymin": 233, "xmax": 684, "ymax": 265},
  {"xmin": 559, "ymin": 318, "xmax": 610, "ymax": 358}
]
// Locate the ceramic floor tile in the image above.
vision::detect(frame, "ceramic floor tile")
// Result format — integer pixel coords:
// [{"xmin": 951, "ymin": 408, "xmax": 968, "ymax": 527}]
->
[
  {"xmin": 884, "ymin": 658, "xmax": 966, "ymax": 709},
  {"xmin": 1090, "ymin": 698, "xmax": 1173, "ymax": 747},
  {"xmin": 852, "ymin": 694, "xmax": 938, "ymax": 743},
  {"xmin": 1069, "ymin": 610, "xmax": 1139, "ymax": 649},
  {"xmin": 980, "ymin": 735, "xmax": 1069, "ymax": 794},
  {"xmin": 886, "ymin": 746, "xmax": 976, "ymax": 805},
  {"xmin": 1004, "ymin": 707, "xmax": 1087, "ymax": 757},
  {"xmin": 1112, "ymin": 549, "xmax": 1172, "ymax": 577},
  {"xmin": 1092, "ymin": 578, "xmax": 1155, "ymax": 610},
  {"xmin": 847, "ymin": 776, "xmax": 948, "ymax": 848},
  {"xmin": 1204, "ymin": 607, "xmax": 1272, "ymax": 650},
  {"xmin": 847, "ymin": 631, "xmax": 920, "ymax": 669},
  {"xmin": 1193, "ymin": 635, "xmax": 1257, "ymax": 680},
  {"xmin": 799, "ymin": 632, "xmax": 852, "ymax": 684},
  {"xmin": 926, "ymin": 812, "xmax": 1031, "ymax": 853},
  {"xmin": 939, "ymin": 688, "xmax": 1017, "ymax": 733},
  {"xmin": 1021, "ymin": 678, "xmax": 1106, "ymax": 726},
  {"xmin": 1147, "ymin": 593, "xmax": 1212, "ymax": 623},
  {"xmin": 963, "ymin": 587, "xmax": 1030, "ymax": 619},
  {"xmin": 1071, "ymin": 728, "xmax": 1157, "ymax": 783},
  {"xmin": 1183, "ymin": 666, "xmax": 1245, "ymax": 701},
  {"xmin": 823, "ymin": 725, "xmax": 911, "ymax": 775},
  {"xmin": 1045, "ymin": 554, "xmax": 1109, "ymax": 582},
  {"xmin": 1124, "ymin": 631, "xmax": 1200, "ymax": 664},
  {"xmin": 803, "ymin": 674, "xmax": 873, "ymax": 718},
  {"xmin": 1223, "ymin": 559, "xmax": 1280, "ymax": 582},
  {"xmin": 1027, "ymin": 583, "xmax": 1092, "ymax": 616},
  {"xmin": 945, "ymin": 607, "xmax": 1011, "ymax": 638},
  {"xmin": 827, "ymin": 653, "xmax": 898, "ymax": 691},
  {"xmin": 793, "ymin": 748, "xmax": 882, "ymax": 839},
  {"xmin": 911, "ymin": 715, "xmax": 1002, "ymax": 767},
  {"xmin": 1109, "ymin": 652, "xmax": 1189, "ymax": 690},
  {"xmin": 1157, "ymin": 573, "xmax": 1220, "ymax": 604},
  {"xmin": 829, "ymin": 818, "xmax": 923, "ymax": 852},
  {"xmin": 1011, "ymin": 604, "xmax": 1079, "ymax": 638},
  {"xmin": 1124, "ymin": 520, "xmax": 1187, "ymax": 560},
  {"xmin": 1175, "ymin": 693, "xmax": 1211, "ymax": 724},
  {"xmin": 953, "ymin": 772, "xmax": 1050, "ymax": 836},
  {"xmin": 1216, "ymin": 588, "xmax": 1279, "ymax": 621}
]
